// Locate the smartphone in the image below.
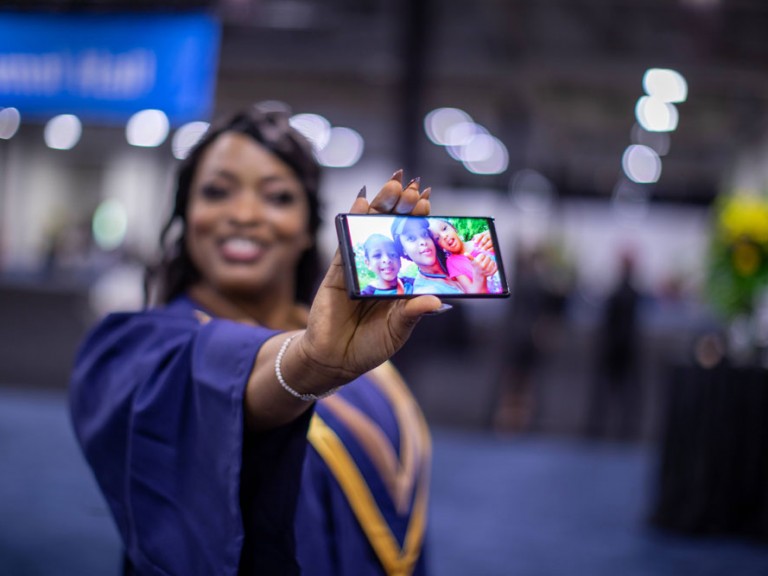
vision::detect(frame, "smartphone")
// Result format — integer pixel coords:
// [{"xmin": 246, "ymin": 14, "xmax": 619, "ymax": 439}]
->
[{"xmin": 335, "ymin": 213, "xmax": 510, "ymax": 299}]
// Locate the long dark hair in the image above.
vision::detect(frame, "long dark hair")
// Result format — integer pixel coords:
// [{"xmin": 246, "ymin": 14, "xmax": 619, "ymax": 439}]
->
[{"xmin": 145, "ymin": 102, "xmax": 323, "ymax": 306}]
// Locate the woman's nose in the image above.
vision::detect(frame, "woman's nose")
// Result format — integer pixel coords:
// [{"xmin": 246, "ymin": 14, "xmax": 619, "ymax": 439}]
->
[{"xmin": 229, "ymin": 191, "xmax": 265, "ymax": 224}]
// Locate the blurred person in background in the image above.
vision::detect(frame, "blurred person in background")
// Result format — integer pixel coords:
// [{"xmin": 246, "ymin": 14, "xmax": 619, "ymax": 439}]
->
[
  {"xmin": 69, "ymin": 103, "xmax": 437, "ymax": 576},
  {"xmin": 43, "ymin": 217, "xmax": 105, "ymax": 281},
  {"xmin": 493, "ymin": 244, "xmax": 566, "ymax": 433},
  {"xmin": 585, "ymin": 249, "xmax": 643, "ymax": 440}
]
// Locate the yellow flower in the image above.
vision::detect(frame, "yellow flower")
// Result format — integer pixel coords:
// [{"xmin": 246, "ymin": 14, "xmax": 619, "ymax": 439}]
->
[{"xmin": 719, "ymin": 195, "xmax": 768, "ymax": 244}]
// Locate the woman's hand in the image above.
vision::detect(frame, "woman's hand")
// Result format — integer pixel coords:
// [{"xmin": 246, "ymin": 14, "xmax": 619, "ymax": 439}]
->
[{"xmin": 296, "ymin": 171, "xmax": 443, "ymax": 391}]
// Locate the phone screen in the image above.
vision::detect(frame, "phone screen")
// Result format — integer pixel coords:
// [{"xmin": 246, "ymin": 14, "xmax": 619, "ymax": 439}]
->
[{"xmin": 336, "ymin": 214, "xmax": 510, "ymax": 299}]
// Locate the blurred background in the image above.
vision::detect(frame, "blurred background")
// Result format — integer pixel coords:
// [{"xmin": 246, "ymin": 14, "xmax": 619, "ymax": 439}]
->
[{"xmin": 2, "ymin": 1, "xmax": 768, "ymax": 575}]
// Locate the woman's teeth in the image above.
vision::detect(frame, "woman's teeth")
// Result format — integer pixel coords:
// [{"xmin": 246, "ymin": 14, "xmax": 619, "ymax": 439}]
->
[{"xmin": 221, "ymin": 238, "xmax": 261, "ymax": 260}]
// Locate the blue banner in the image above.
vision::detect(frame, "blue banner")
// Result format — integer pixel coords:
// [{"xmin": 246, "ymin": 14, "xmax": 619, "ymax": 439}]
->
[{"xmin": 0, "ymin": 12, "xmax": 220, "ymax": 125}]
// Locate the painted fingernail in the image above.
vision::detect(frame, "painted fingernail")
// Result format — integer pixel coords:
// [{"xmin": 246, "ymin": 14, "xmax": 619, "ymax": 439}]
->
[
  {"xmin": 391, "ymin": 169, "xmax": 404, "ymax": 182},
  {"xmin": 423, "ymin": 303, "xmax": 453, "ymax": 316},
  {"xmin": 357, "ymin": 185, "xmax": 367, "ymax": 199},
  {"xmin": 404, "ymin": 176, "xmax": 421, "ymax": 190},
  {"xmin": 419, "ymin": 187, "xmax": 431, "ymax": 200}
]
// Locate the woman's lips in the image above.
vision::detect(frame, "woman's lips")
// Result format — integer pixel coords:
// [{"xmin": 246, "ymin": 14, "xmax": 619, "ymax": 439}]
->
[{"xmin": 219, "ymin": 237, "xmax": 264, "ymax": 262}]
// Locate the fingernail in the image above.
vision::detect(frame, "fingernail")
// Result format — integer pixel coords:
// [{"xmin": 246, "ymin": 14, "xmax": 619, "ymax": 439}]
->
[
  {"xmin": 391, "ymin": 169, "xmax": 404, "ymax": 182},
  {"xmin": 404, "ymin": 176, "xmax": 421, "ymax": 190},
  {"xmin": 423, "ymin": 303, "xmax": 453, "ymax": 316},
  {"xmin": 357, "ymin": 185, "xmax": 367, "ymax": 199},
  {"xmin": 419, "ymin": 187, "xmax": 431, "ymax": 200}
]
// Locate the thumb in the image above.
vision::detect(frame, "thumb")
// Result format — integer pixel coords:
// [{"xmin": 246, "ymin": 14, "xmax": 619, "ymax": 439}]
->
[{"xmin": 399, "ymin": 295, "xmax": 445, "ymax": 321}]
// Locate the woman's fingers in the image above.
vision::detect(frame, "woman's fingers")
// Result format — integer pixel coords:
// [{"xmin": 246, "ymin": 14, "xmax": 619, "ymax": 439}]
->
[
  {"xmin": 368, "ymin": 170, "xmax": 405, "ymax": 213},
  {"xmin": 411, "ymin": 197, "xmax": 431, "ymax": 216},
  {"xmin": 393, "ymin": 178, "xmax": 422, "ymax": 214},
  {"xmin": 349, "ymin": 192, "xmax": 370, "ymax": 215},
  {"xmin": 369, "ymin": 171, "xmax": 430, "ymax": 215},
  {"xmin": 411, "ymin": 187, "xmax": 431, "ymax": 216}
]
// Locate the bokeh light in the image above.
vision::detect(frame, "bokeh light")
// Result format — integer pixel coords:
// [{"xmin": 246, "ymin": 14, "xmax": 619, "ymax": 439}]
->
[
  {"xmin": 172, "ymin": 121, "xmax": 210, "ymax": 160},
  {"xmin": 462, "ymin": 136, "xmax": 509, "ymax": 175},
  {"xmin": 126, "ymin": 109, "xmax": 169, "ymax": 147},
  {"xmin": 289, "ymin": 113, "xmax": 332, "ymax": 152},
  {"xmin": 622, "ymin": 144, "xmax": 662, "ymax": 184},
  {"xmin": 635, "ymin": 96, "xmax": 679, "ymax": 132},
  {"xmin": 316, "ymin": 126, "xmax": 364, "ymax": 168},
  {"xmin": 424, "ymin": 107, "xmax": 473, "ymax": 146},
  {"xmin": 92, "ymin": 198, "xmax": 128, "ymax": 250},
  {"xmin": 0, "ymin": 107, "xmax": 21, "ymax": 140},
  {"xmin": 44, "ymin": 114, "xmax": 82, "ymax": 150},
  {"xmin": 643, "ymin": 68, "xmax": 688, "ymax": 103}
]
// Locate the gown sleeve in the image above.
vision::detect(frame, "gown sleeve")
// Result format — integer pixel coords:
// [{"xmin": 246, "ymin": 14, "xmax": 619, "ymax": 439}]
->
[{"xmin": 69, "ymin": 308, "xmax": 300, "ymax": 576}]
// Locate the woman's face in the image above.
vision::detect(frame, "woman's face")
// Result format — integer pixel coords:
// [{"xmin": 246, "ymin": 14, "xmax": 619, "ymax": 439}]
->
[
  {"xmin": 430, "ymin": 220, "xmax": 462, "ymax": 254},
  {"xmin": 185, "ymin": 132, "xmax": 312, "ymax": 298},
  {"xmin": 365, "ymin": 237, "xmax": 401, "ymax": 282},
  {"xmin": 399, "ymin": 220, "xmax": 437, "ymax": 267}
]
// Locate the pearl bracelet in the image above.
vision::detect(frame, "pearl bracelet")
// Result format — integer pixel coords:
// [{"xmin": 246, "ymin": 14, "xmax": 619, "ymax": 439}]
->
[{"xmin": 275, "ymin": 334, "xmax": 339, "ymax": 402}]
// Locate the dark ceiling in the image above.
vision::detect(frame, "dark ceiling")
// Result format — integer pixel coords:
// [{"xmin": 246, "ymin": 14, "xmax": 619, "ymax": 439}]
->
[{"xmin": 5, "ymin": 0, "xmax": 768, "ymax": 205}]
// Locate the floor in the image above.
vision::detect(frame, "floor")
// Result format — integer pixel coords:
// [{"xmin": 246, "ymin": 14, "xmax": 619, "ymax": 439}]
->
[{"xmin": 2, "ymin": 386, "xmax": 768, "ymax": 576}]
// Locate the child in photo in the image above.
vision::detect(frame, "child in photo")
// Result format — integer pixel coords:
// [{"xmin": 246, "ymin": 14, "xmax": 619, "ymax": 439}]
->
[
  {"xmin": 429, "ymin": 218, "xmax": 500, "ymax": 294},
  {"xmin": 361, "ymin": 233, "xmax": 414, "ymax": 295}
]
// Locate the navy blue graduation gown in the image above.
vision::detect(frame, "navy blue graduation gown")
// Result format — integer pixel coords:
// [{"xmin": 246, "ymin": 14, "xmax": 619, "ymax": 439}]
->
[
  {"xmin": 296, "ymin": 362, "xmax": 432, "ymax": 576},
  {"xmin": 69, "ymin": 296, "xmax": 312, "ymax": 575}
]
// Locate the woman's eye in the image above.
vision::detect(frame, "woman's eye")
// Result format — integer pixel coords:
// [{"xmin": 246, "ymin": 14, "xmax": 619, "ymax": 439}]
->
[
  {"xmin": 264, "ymin": 190, "xmax": 297, "ymax": 206},
  {"xmin": 200, "ymin": 185, "xmax": 230, "ymax": 201}
]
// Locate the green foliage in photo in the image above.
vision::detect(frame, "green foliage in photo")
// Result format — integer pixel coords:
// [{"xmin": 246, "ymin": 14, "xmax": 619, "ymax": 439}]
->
[
  {"xmin": 446, "ymin": 217, "xmax": 489, "ymax": 243},
  {"xmin": 354, "ymin": 243, "xmax": 377, "ymax": 288}
]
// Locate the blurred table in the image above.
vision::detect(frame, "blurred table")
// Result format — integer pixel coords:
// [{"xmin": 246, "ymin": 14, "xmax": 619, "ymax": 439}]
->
[
  {"xmin": 651, "ymin": 362, "xmax": 768, "ymax": 541},
  {"xmin": 0, "ymin": 278, "xmax": 92, "ymax": 388}
]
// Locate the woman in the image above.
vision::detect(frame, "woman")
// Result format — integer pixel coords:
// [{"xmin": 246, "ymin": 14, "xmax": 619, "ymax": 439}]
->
[
  {"xmin": 69, "ymin": 103, "xmax": 440, "ymax": 576},
  {"xmin": 391, "ymin": 216, "xmax": 464, "ymax": 295}
]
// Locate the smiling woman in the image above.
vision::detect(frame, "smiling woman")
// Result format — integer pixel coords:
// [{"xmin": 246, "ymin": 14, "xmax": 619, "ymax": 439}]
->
[
  {"xmin": 69, "ymin": 102, "xmax": 438, "ymax": 576},
  {"xmin": 391, "ymin": 216, "xmax": 464, "ymax": 295},
  {"xmin": 185, "ymin": 132, "xmax": 314, "ymax": 313}
]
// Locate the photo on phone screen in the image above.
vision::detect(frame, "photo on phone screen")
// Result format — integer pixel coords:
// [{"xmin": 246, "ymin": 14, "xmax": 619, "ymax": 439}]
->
[{"xmin": 336, "ymin": 214, "xmax": 510, "ymax": 299}]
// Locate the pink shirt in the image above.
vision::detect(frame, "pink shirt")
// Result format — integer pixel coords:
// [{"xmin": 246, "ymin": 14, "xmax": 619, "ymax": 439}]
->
[{"xmin": 448, "ymin": 248, "xmax": 489, "ymax": 279}]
